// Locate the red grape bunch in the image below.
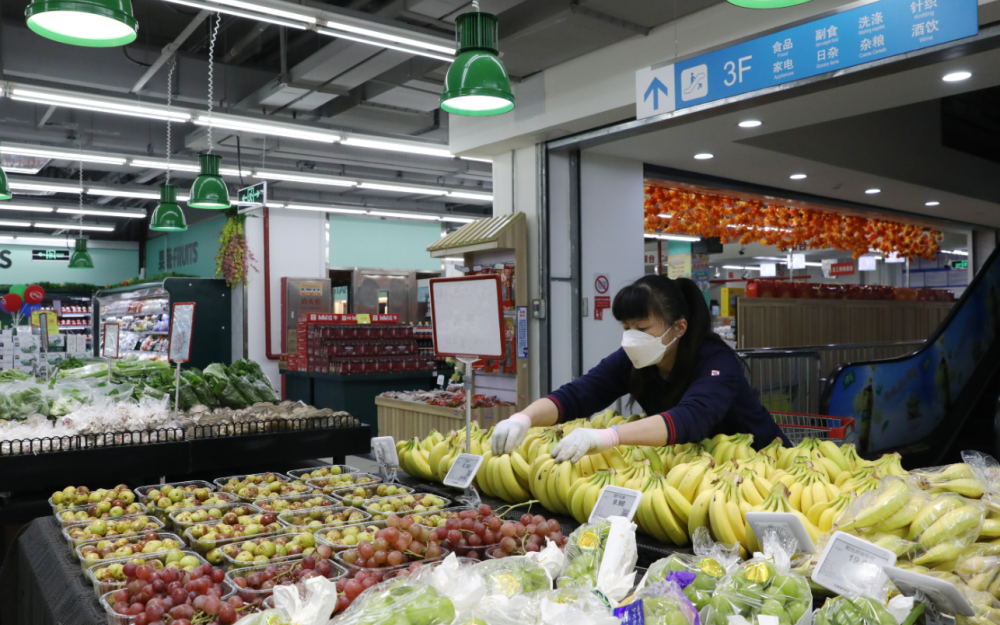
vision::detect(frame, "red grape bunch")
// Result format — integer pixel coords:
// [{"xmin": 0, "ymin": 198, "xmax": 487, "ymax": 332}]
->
[
  {"xmin": 338, "ymin": 514, "xmax": 443, "ymax": 570},
  {"xmin": 487, "ymin": 513, "xmax": 568, "ymax": 559},
  {"xmin": 105, "ymin": 562, "xmax": 241, "ymax": 625},
  {"xmin": 331, "ymin": 562, "xmax": 434, "ymax": 615},
  {"xmin": 425, "ymin": 504, "xmax": 507, "ymax": 560},
  {"xmin": 229, "ymin": 556, "xmax": 337, "ymax": 609}
]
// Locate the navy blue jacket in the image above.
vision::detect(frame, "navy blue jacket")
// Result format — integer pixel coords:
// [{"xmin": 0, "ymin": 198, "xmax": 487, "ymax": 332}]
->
[{"xmin": 547, "ymin": 340, "xmax": 790, "ymax": 449}]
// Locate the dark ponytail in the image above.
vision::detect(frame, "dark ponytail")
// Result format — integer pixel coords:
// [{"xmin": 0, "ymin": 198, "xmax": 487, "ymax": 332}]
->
[{"xmin": 611, "ymin": 275, "xmax": 723, "ymax": 410}]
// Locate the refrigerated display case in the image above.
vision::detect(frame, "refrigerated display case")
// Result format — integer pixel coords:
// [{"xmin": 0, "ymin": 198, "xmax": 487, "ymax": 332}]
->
[{"xmin": 93, "ymin": 278, "xmax": 231, "ymax": 369}]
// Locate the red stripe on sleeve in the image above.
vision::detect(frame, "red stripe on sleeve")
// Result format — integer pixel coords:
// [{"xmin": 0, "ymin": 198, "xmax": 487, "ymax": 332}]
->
[{"xmin": 546, "ymin": 395, "xmax": 564, "ymax": 423}]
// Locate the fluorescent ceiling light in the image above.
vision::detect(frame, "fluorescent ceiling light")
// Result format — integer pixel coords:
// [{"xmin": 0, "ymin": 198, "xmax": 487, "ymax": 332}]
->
[
  {"xmin": 448, "ymin": 191, "xmax": 493, "ymax": 201},
  {"xmin": 0, "ymin": 220, "xmax": 32, "ymax": 227},
  {"xmin": 942, "ymin": 249, "xmax": 969, "ymax": 256},
  {"xmin": 15, "ymin": 236, "xmax": 72, "ymax": 246},
  {"xmin": 342, "ymin": 138, "xmax": 452, "ymax": 158},
  {"xmin": 723, "ymin": 265, "xmax": 746, "ymax": 270},
  {"xmin": 130, "ymin": 159, "xmax": 202, "ymax": 173},
  {"xmin": 0, "ymin": 204, "xmax": 55, "ymax": 213},
  {"xmin": 644, "ymin": 233, "xmax": 701, "ymax": 242},
  {"xmin": 441, "ymin": 217, "xmax": 477, "ymax": 223},
  {"xmin": 161, "ymin": 0, "xmax": 307, "ymax": 28},
  {"xmin": 254, "ymin": 170, "xmax": 356, "ymax": 187},
  {"xmin": 10, "ymin": 88, "xmax": 190, "ymax": 122},
  {"xmin": 57, "ymin": 207, "xmax": 145, "ymax": 218},
  {"xmin": 755, "ymin": 256, "xmax": 787, "ymax": 262},
  {"xmin": 324, "ymin": 21, "xmax": 453, "ymax": 55},
  {"xmin": 34, "ymin": 221, "xmax": 115, "ymax": 231},
  {"xmin": 194, "ymin": 115, "xmax": 341, "ymax": 143},
  {"xmin": 789, "ymin": 174, "xmax": 807, "ymax": 180},
  {"xmin": 86, "ymin": 187, "xmax": 190, "ymax": 201},
  {"xmin": 925, "ymin": 201, "xmax": 940, "ymax": 207},
  {"xmin": 658, "ymin": 213, "xmax": 673, "ymax": 218},
  {"xmin": 943, "ymin": 71, "xmax": 972, "ymax": 82},
  {"xmin": 10, "ymin": 181, "xmax": 80, "ymax": 193},
  {"xmin": 461, "ymin": 156, "xmax": 493, "ymax": 163},
  {"xmin": 359, "ymin": 182, "xmax": 448, "ymax": 196},
  {"xmin": 1, "ymin": 146, "xmax": 126, "ymax": 165},
  {"xmin": 804, "ymin": 262, "xmax": 823, "ymax": 267},
  {"xmin": 316, "ymin": 29, "xmax": 452, "ymax": 61},
  {"xmin": 443, "ymin": 257, "xmax": 464, "ymax": 262},
  {"xmin": 3, "ymin": 165, "xmax": 46, "ymax": 175},
  {"xmin": 284, "ymin": 204, "xmax": 366, "ymax": 214},
  {"xmin": 211, "ymin": 0, "xmax": 316, "ymax": 23},
  {"xmin": 367, "ymin": 211, "xmax": 441, "ymax": 221},
  {"xmin": 738, "ymin": 120, "xmax": 762, "ymax": 128},
  {"xmin": 865, "ymin": 188, "xmax": 881, "ymax": 194},
  {"xmin": 694, "ymin": 153, "xmax": 714, "ymax": 160}
]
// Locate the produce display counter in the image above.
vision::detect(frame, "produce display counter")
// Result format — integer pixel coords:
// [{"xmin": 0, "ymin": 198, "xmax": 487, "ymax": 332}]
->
[
  {"xmin": 375, "ymin": 396, "xmax": 516, "ymax": 441},
  {"xmin": 281, "ymin": 369, "xmax": 439, "ymax": 436}
]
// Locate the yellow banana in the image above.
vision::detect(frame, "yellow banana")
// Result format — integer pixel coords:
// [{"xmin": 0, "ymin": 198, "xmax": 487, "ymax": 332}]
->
[
  {"xmin": 663, "ymin": 484, "xmax": 692, "ymax": 526},
  {"xmin": 838, "ymin": 477, "xmax": 910, "ymax": 531},
  {"xmin": 510, "ymin": 451, "xmax": 531, "ymax": 485},
  {"xmin": 818, "ymin": 440, "xmax": 850, "ymax": 472},
  {"xmin": 651, "ymin": 487, "xmax": 689, "ymax": 545},
  {"xmin": 908, "ymin": 496, "xmax": 964, "ymax": 541},
  {"xmin": 498, "ymin": 454, "xmax": 531, "ymax": 502},
  {"xmin": 920, "ymin": 506, "xmax": 983, "ymax": 548},
  {"xmin": 710, "ymin": 490, "xmax": 738, "ymax": 547},
  {"xmin": 688, "ymin": 487, "xmax": 715, "ymax": 538}
]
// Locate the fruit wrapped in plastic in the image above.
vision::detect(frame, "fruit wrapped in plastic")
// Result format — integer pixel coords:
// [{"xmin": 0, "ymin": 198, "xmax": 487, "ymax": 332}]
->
[
  {"xmin": 474, "ymin": 556, "xmax": 552, "ymax": 597},
  {"xmin": 642, "ymin": 528, "xmax": 741, "ymax": 611},
  {"xmin": 557, "ymin": 520, "xmax": 610, "ymax": 589},
  {"xmin": 335, "ymin": 577, "xmax": 457, "ymax": 625},
  {"xmin": 813, "ymin": 595, "xmax": 900, "ymax": 625},
  {"xmin": 613, "ymin": 577, "xmax": 699, "ymax": 625}
]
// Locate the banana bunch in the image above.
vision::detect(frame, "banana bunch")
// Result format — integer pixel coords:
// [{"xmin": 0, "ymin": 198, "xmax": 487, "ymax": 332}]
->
[
  {"xmin": 560, "ymin": 417, "xmax": 591, "ymax": 434},
  {"xmin": 739, "ymin": 453, "xmax": 776, "ymax": 480},
  {"xmin": 869, "ymin": 452, "xmax": 908, "ymax": 477},
  {"xmin": 704, "ymin": 433, "xmax": 755, "ymax": 464},
  {"xmin": 956, "ymin": 554, "xmax": 1000, "ymax": 599},
  {"xmin": 837, "ymin": 476, "xmax": 912, "ymax": 532},
  {"xmin": 590, "ymin": 409, "xmax": 631, "ymax": 429},
  {"xmin": 665, "ymin": 455, "xmax": 716, "ymax": 503},
  {"xmin": 396, "ymin": 437, "xmax": 436, "ymax": 481},
  {"xmin": 475, "ymin": 451, "xmax": 533, "ymax": 503},
  {"xmin": 770, "ymin": 457, "xmax": 838, "ymax": 512},
  {"xmin": 744, "ymin": 484, "xmax": 822, "ymax": 554},
  {"xmin": 735, "ymin": 468, "xmax": 776, "ymax": 508},
  {"xmin": 620, "ymin": 445, "xmax": 665, "ymax": 473},
  {"xmin": 777, "ymin": 438, "xmax": 823, "ymax": 470},
  {"xmin": 619, "ymin": 459, "xmax": 655, "ymax": 490},
  {"xmin": 909, "ymin": 499, "xmax": 985, "ymax": 567},
  {"xmin": 807, "ymin": 492, "xmax": 856, "ymax": 533},
  {"xmin": 840, "ymin": 444, "xmax": 865, "ymax": 470},
  {"xmin": 757, "ymin": 438, "xmax": 785, "ymax": 462},
  {"xmin": 660, "ymin": 442, "xmax": 706, "ymax": 471},
  {"xmin": 528, "ymin": 453, "xmax": 582, "ymax": 516},
  {"xmin": 567, "ymin": 468, "xmax": 619, "ymax": 523},
  {"xmin": 834, "ymin": 466, "xmax": 883, "ymax": 494},
  {"xmin": 914, "ymin": 463, "xmax": 988, "ymax": 499},
  {"xmin": 636, "ymin": 474, "xmax": 689, "ymax": 545},
  {"xmin": 517, "ymin": 426, "xmax": 562, "ymax": 464}
]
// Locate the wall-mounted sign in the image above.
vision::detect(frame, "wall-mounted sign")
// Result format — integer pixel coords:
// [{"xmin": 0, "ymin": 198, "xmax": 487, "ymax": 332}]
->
[
  {"xmin": 951, "ymin": 260, "xmax": 969, "ymax": 270},
  {"xmin": 32, "ymin": 249, "xmax": 70, "ymax": 262},
  {"xmin": 238, "ymin": 182, "xmax": 268, "ymax": 214},
  {"xmin": 859, "ymin": 256, "xmax": 877, "ymax": 272},
  {"xmin": 157, "ymin": 242, "xmax": 198, "ymax": 272},
  {"xmin": 831, "ymin": 262, "xmax": 856, "ymax": 276},
  {"xmin": 636, "ymin": 0, "xmax": 978, "ymax": 120}
]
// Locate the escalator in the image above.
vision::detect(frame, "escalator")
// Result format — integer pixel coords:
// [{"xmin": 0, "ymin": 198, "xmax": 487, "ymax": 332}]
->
[{"xmin": 820, "ymin": 245, "xmax": 1000, "ymax": 467}]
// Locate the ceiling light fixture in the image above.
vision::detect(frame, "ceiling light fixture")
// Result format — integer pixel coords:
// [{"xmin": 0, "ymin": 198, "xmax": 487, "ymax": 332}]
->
[
  {"xmin": 726, "ymin": 0, "xmax": 814, "ymax": 8},
  {"xmin": 150, "ymin": 184, "xmax": 187, "ymax": 231},
  {"xmin": 925, "ymin": 201, "xmax": 940, "ymax": 207},
  {"xmin": 68, "ymin": 237, "xmax": 94, "ymax": 268},
  {"xmin": 35, "ymin": 221, "xmax": 115, "ymax": 231},
  {"xmin": 367, "ymin": 211, "xmax": 442, "ymax": 221},
  {"xmin": 1, "ymin": 204, "xmax": 54, "ymax": 213},
  {"xmin": 57, "ymin": 207, "xmax": 144, "ymax": 218},
  {"xmin": 190, "ymin": 24, "xmax": 231, "ymax": 212},
  {"xmin": 0, "ymin": 219, "xmax": 32, "ymax": 227},
  {"xmin": 723, "ymin": 265, "xmax": 746, "ymax": 270},
  {"xmin": 865, "ymin": 188, "xmax": 881, "ymax": 194},
  {"xmin": 447, "ymin": 191, "xmax": 493, "ymax": 201},
  {"xmin": 130, "ymin": 159, "xmax": 202, "ymax": 173},
  {"xmin": 440, "ymin": 8, "xmax": 514, "ymax": 116},
  {"xmin": 943, "ymin": 71, "xmax": 972, "ymax": 82},
  {"xmin": 11, "ymin": 181, "xmax": 80, "ymax": 194},
  {"xmin": 25, "ymin": 0, "xmax": 138, "ymax": 47},
  {"xmin": 284, "ymin": 204, "xmax": 367, "ymax": 215},
  {"xmin": 317, "ymin": 28, "xmax": 453, "ymax": 61},
  {"xmin": 739, "ymin": 120, "xmax": 762, "ymax": 128},
  {"xmin": 164, "ymin": 0, "xmax": 305, "ymax": 27},
  {"xmin": 9, "ymin": 88, "xmax": 189, "ymax": 122},
  {"xmin": 644, "ymin": 233, "xmax": 701, "ymax": 242},
  {"xmin": 324, "ymin": 21, "xmax": 453, "ymax": 55},
  {"xmin": 441, "ymin": 216, "xmax": 477, "ymax": 223},
  {"xmin": 790, "ymin": 174, "xmax": 807, "ymax": 180},
  {"xmin": 942, "ymin": 249, "xmax": 969, "ymax": 256},
  {"xmin": 1, "ymin": 145, "xmax": 126, "ymax": 165},
  {"xmin": 193, "ymin": 114, "xmax": 340, "ymax": 143},
  {"xmin": 254, "ymin": 170, "xmax": 357, "ymax": 187},
  {"xmin": 210, "ymin": 0, "xmax": 315, "ymax": 23},
  {"xmin": 359, "ymin": 182, "xmax": 449, "ymax": 196},
  {"xmin": 694, "ymin": 153, "xmax": 714, "ymax": 160},
  {"xmin": 86, "ymin": 188, "xmax": 159, "ymax": 200},
  {"xmin": 341, "ymin": 138, "xmax": 451, "ymax": 158}
]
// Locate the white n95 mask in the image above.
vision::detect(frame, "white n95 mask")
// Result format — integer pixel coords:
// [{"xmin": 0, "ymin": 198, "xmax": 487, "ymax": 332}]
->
[{"xmin": 621, "ymin": 326, "xmax": 677, "ymax": 369}]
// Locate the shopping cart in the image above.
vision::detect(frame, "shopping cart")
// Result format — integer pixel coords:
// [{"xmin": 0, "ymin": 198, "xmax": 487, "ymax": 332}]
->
[{"xmin": 771, "ymin": 412, "xmax": 857, "ymax": 446}]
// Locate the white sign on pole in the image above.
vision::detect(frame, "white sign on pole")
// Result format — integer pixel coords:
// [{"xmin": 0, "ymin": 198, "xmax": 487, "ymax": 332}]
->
[
  {"xmin": 168, "ymin": 303, "xmax": 196, "ymax": 363},
  {"xmin": 102, "ymin": 323, "xmax": 120, "ymax": 358},
  {"xmin": 885, "ymin": 566, "xmax": 975, "ymax": 617},
  {"xmin": 859, "ymin": 256, "xmax": 878, "ymax": 271},
  {"xmin": 791, "ymin": 254, "xmax": 806, "ymax": 270},
  {"xmin": 635, "ymin": 65, "xmax": 676, "ymax": 120},
  {"xmin": 589, "ymin": 485, "xmax": 642, "ymax": 523},
  {"xmin": 760, "ymin": 263, "xmax": 777, "ymax": 278},
  {"xmin": 371, "ymin": 436, "xmax": 399, "ymax": 468},
  {"xmin": 430, "ymin": 276, "xmax": 505, "ymax": 360},
  {"xmin": 812, "ymin": 531, "xmax": 896, "ymax": 598},
  {"xmin": 443, "ymin": 453, "xmax": 483, "ymax": 489}
]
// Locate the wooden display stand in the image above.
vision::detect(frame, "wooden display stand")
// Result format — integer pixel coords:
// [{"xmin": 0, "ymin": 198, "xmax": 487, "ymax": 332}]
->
[{"xmin": 375, "ymin": 396, "xmax": 517, "ymax": 441}]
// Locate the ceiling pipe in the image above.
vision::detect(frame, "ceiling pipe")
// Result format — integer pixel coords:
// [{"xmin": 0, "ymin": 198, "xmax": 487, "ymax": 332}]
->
[{"xmin": 131, "ymin": 10, "xmax": 212, "ymax": 94}]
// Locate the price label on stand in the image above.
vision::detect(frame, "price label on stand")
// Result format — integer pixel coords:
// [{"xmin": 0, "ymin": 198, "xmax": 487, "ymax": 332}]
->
[
  {"xmin": 168, "ymin": 302, "xmax": 196, "ymax": 363},
  {"xmin": 102, "ymin": 323, "xmax": 120, "ymax": 358},
  {"xmin": 356, "ymin": 314, "xmax": 371, "ymax": 324},
  {"xmin": 812, "ymin": 531, "xmax": 896, "ymax": 598},
  {"xmin": 885, "ymin": 566, "xmax": 975, "ymax": 617},
  {"xmin": 38, "ymin": 312, "xmax": 52, "ymax": 347},
  {"xmin": 371, "ymin": 437, "xmax": 399, "ymax": 468},
  {"xmin": 744, "ymin": 512, "xmax": 816, "ymax": 554},
  {"xmin": 443, "ymin": 453, "xmax": 483, "ymax": 489},
  {"xmin": 589, "ymin": 486, "xmax": 641, "ymax": 523}
]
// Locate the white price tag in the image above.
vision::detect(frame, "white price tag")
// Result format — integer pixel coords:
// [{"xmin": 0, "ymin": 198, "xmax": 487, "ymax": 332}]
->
[
  {"xmin": 437, "ymin": 374, "xmax": 445, "ymax": 386},
  {"xmin": 371, "ymin": 437, "xmax": 399, "ymax": 468},
  {"xmin": 744, "ymin": 512, "xmax": 816, "ymax": 554},
  {"xmin": 884, "ymin": 566, "xmax": 975, "ymax": 617},
  {"xmin": 168, "ymin": 302, "xmax": 196, "ymax": 363},
  {"xmin": 102, "ymin": 322, "xmax": 120, "ymax": 359},
  {"xmin": 588, "ymin": 486, "xmax": 641, "ymax": 523},
  {"xmin": 443, "ymin": 453, "xmax": 483, "ymax": 489},
  {"xmin": 812, "ymin": 531, "xmax": 896, "ymax": 598}
]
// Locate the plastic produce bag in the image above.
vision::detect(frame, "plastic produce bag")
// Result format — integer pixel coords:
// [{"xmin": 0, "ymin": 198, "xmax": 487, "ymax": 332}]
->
[
  {"xmin": 333, "ymin": 577, "xmax": 458, "ymax": 625},
  {"xmin": 614, "ymin": 578, "xmax": 700, "ymax": 625},
  {"xmin": 270, "ymin": 575, "xmax": 340, "ymax": 625},
  {"xmin": 524, "ymin": 537, "xmax": 569, "ymax": 581},
  {"xmin": 911, "ymin": 457, "xmax": 993, "ymax": 499},
  {"xmin": 813, "ymin": 595, "xmax": 898, "ymax": 625},
  {"xmin": 414, "ymin": 553, "xmax": 486, "ymax": 613},
  {"xmin": 93, "ymin": 381, "xmax": 134, "ymax": 403},
  {"xmin": 904, "ymin": 494, "xmax": 985, "ymax": 567},
  {"xmin": 473, "ymin": 555, "xmax": 553, "ymax": 598},
  {"xmin": 641, "ymin": 527, "xmax": 742, "ymax": 610},
  {"xmin": 520, "ymin": 587, "xmax": 616, "ymax": 625},
  {"xmin": 182, "ymin": 369, "xmax": 219, "ymax": 408},
  {"xmin": 4, "ymin": 381, "xmax": 50, "ymax": 419},
  {"xmin": 558, "ymin": 516, "xmax": 637, "ymax": 602}
]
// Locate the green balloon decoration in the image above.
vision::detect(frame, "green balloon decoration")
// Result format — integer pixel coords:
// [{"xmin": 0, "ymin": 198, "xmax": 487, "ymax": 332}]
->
[{"xmin": 10, "ymin": 284, "xmax": 26, "ymax": 297}]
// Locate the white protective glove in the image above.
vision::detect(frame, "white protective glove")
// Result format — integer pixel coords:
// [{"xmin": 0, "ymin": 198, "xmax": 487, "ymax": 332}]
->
[
  {"xmin": 551, "ymin": 427, "xmax": 619, "ymax": 464},
  {"xmin": 491, "ymin": 413, "xmax": 533, "ymax": 456}
]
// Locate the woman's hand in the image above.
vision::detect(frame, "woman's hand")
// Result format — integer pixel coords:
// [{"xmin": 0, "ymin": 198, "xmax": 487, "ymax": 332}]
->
[
  {"xmin": 491, "ymin": 414, "xmax": 533, "ymax": 455},
  {"xmin": 551, "ymin": 427, "xmax": 619, "ymax": 463}
]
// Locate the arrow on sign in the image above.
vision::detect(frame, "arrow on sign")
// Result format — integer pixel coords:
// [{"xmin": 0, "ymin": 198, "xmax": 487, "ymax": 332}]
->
[{"xmin": 644, "ymin": 78, "xmax": 670, "ymax": 111}]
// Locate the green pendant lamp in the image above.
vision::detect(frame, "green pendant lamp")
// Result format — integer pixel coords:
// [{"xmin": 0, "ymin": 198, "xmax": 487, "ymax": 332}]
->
[
  {"xmin": 726, "ymin": 0, "xmax": 813, "ymax": 7},
  {"xmin": 150, "ymin": 184, "xmax": 187, "ymax": 231},
  {"xmin": 69, "ymin": 238, "xmax": 94, "ymax": 269},
  {"xmin": 0, "ymin": 161, "xmax": 10, "ymax": 201},
  {"xmin": 188, "ymin": 153, "xmax": 230, "ymax": 209},
  {"xmin": 440, "ymin": 10, "xmax": 514, "ymax": 116},
  {"xmin": 25, "ymin": 0, "xmax": 138, "ymax": 47}
]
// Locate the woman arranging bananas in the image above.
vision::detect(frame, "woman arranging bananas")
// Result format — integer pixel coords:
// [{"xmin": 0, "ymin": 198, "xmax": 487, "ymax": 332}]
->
[{"xmin": 492, "ymin": 275, "xmax": 789, "ymax": 460}]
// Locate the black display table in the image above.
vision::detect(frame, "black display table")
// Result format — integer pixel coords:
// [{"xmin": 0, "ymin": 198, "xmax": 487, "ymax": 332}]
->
[{"xmin": 281, "ymin": 370, "xmax": 439, "ymax": 437}]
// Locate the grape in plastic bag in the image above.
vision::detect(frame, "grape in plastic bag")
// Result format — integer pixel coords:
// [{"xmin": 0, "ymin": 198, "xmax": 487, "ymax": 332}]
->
[
  {"xmin": 615, "ymin": 579, "xmax": 699, "ymax": 625},
  {"xmin": 474, "ymin": 556, "xmax": 552, "ymax": 597},
  {"xmin": 813, "ymin": 595, "xmax": 897, "ymax": 625},
  {"xmin": 643, "ymin": 527, "xmax": 741, "ymax": 610},
  {"xmin": 335, "ymin": 578, "xmax": 457, "ymax": 625},
  {"xmin": 558, "ymin": 520, "xmax": 609, "ymax": 589}
]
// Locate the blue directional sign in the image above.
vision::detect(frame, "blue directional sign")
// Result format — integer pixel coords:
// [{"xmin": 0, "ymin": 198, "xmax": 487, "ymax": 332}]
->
[
  {"xmin": 644, "ymin": 78, "xmax": 670, "ymax": 111},
  {"xmin": 636, "ymin": 0, "xmax": 978, "ymax": 119}
]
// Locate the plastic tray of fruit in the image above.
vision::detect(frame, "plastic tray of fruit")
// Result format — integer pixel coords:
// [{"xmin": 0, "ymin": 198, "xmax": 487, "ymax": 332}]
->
[
  {"xmin": 214, "ymin": 472, "xmax": 314, "ymax": 502},
  {"xmin": 302, "ymin": 473, "xmax": 381, "ymax": 495},
  {"xmin": 138, "ymin": 483, "xmax": 236, "ymax": 520},
  {"xmin": 331, "ymin": 483, "xmax": 413, "ymax": 507},
  {"xmin": 182, "ymin": 516, "xmax": 284, "ymax": 556},
  {"xmin": 134, "ymin": 480, "xmax": 216, "ymax": 502},
  {"xmin": 251, "ymin": 493, "xmax": 338, "ymax": 513},
  {"xmin": 86, "ymin": 549, "xmax": 207, "ymax": 596},
  {"xmin": 484, "ymin": 513, "xmax": 570, "ymax": 560},
  {"xmin": 314, "ymin": 520, "xmax": 387, "ymax": 551},
  {"xmin": 49, "ymin": 485, "xmax": 139, "ymax": 517},
  {"xmin": 226, "ymin": 556, "xmax": 346, "ymax": 610},
  {"xmin": 75, "ymin": 532, "xmax": 184, "ymax": 572},
  {"xmin": 167, "ymin": 502, "xmax": 257, "ymax": 535},
  {"xmin": 285, "ymin": 465, "xmax": 359, "ymax": 481},
  {"xmin": 99, "ymin": 563, "xmax": 236, "ymax": 625},
  {"xmin": 333, "ymin": 542, "xmax": 448, "ymax": 581},
  {"xmin": 62, "ymin": 515, "xmax": 165, "ymax": 550},
  {"xmin": 362, "ymin": 493, "xmax": 451, "ymax": 521},
  {"xmin": 216, "ymin": 532, "xmax": 331, "ymax": 571},
  {"xmin": 54, "ymin": 501, "xmax": 149, "ymax": 527},
  {"xmin": 276, "ymin": 506, "xmax": 370, "ymax": 532}
]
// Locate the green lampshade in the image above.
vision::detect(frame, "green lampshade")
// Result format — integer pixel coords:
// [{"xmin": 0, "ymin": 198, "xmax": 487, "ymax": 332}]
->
[
  {"xmin": 25, "ymin": 0, "xmax": 138, "ymax": 47},
  {"xmin": 726, "ymin": 0, "xmax": 813, "ymax": 7},
  {"xmin": 441, "ymin": 12, "xmax": 514, "ymax": 117},
  {"xmin": 0, "ymin": 167, "xmax": 10, "ymax": 201},
  {"xmin": 188, "ymin": 153, "xmax": 230, "ymax": 210},
  {"xmin": 68, "ymin": 238, "xmax": 94, "ymax": 269},
  {"xmin": 150, "ymin": 184, "xmax": 187, "ymax": 231}
]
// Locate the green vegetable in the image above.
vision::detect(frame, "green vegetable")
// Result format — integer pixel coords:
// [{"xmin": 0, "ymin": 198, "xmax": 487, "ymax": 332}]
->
[{"xmin": 0, "ymin": 370, "xmax": 30, "ymax": 383}]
